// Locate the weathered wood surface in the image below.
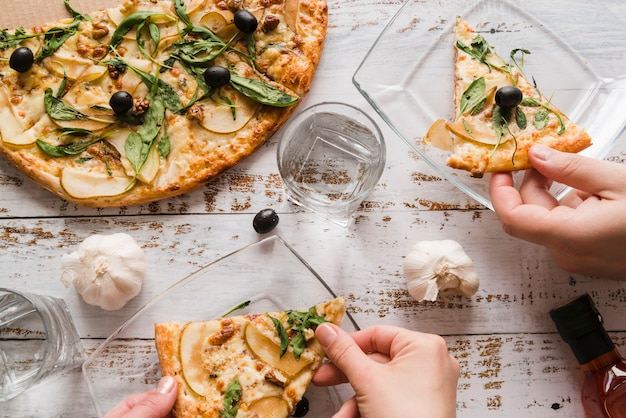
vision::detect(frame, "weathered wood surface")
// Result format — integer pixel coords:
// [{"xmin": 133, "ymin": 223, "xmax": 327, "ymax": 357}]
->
[{"xmin": 1, "ymin": 0, "xmax": 626, "ymax": 417}]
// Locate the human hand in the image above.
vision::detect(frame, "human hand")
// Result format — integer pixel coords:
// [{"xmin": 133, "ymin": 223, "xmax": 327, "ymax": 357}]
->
[
  {"xmin": 104, "ymin": 376, "xmax": 178, "ymax": 418},
  {"xmin": 313, "ymin": 323, "xmax": 459, "ymax": 418},
  {"xmin": 489, "ymin": 144, "xmax": 626, "ymax": 280}
]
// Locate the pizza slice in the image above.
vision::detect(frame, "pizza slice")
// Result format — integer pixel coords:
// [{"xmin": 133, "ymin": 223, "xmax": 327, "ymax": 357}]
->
[
  {"xmin": 154, "ymin": 297, "xmax": 346, "ymax": 418},
  {"xmin": 425, "ymin": 16, "xmax": 592, "ymax": 178}
]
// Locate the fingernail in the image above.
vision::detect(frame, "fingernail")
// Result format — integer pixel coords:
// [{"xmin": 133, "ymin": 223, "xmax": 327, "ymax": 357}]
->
[
  {"xmin": 531, "ymin": 145, "xmax": 553, "ymax": 161},
  {"xmin": 155, "ymin": 376, "xmax": 176, "ymax": 394},
  {"xmin": 316, "ymin": 323, "xmax": 338, "ymax": 348}
]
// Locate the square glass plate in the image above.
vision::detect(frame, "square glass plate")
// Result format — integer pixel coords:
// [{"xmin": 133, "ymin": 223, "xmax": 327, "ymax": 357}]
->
[
  {"xmin": 83, "ymin": 236, "xmax": 359, "ymax": 417},
  {"xmin": 353, "ymin": 0, "xmax": 626, "ymax": 209}
]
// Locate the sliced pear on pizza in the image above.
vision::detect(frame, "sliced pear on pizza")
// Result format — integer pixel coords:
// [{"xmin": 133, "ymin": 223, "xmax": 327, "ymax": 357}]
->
[
  {"xmin": 425, "ymin": 16, "xmax": 592, "ymax": 178},
  {"xmin": 154, "ymin": 298, "xmax": 346, "ymax": 418}
]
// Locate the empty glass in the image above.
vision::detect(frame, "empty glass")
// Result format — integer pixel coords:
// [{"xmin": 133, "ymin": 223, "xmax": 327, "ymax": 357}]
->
[
  {"xmin": 0, "ymin": 288, "xmax": 85, "ymax": 402},
  {"xmin": 277, "ymin": 102, "xmax": 386, "ymax": 227}
]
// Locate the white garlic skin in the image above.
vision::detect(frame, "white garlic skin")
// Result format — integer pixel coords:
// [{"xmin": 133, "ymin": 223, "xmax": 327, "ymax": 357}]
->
[
  {"xmin": 61, "ymin": 233, "xmax": 146, "ymax": 310},
  {"xmin": 403, "ymin": 240, "xmax": 479, "ymax": 302}
]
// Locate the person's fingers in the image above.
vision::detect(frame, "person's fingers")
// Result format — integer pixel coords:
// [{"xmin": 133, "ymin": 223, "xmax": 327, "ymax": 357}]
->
[
  {"xmin": 489, "ymin": 172, "xmax": 523, "ymax": 216},
  {"xmin": 529, "ymin": 145, "xmax": 626, "ymax": 198},
  {"xmin": 332, "ymin": 396, "xmax": 360, "ymax": 418},
  {"xmin": 104, "ymin": 393, "xmax": 152, "ymax": 418},
  {"xmin": 109, "ymin": 376, "xmax": 178, "ymax": 418},
  {"xmin": 518, "ymin": 168, "xmax": 559, "ymax": 209},
  {"xmin": 313, "ymin": 362, "xmax": 348, "ymax": 386},
  {"xmin": 315, "ymin": 323, "xmax": 374, "ymax": 381}
]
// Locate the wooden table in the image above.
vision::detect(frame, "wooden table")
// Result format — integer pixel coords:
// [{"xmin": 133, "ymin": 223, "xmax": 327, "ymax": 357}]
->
[{"xmin": 1, "ymin": 0, "xmax": 625, "ymax": 417}]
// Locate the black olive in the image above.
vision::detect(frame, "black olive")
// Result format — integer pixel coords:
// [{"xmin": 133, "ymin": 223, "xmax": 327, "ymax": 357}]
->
[
  {"xmin": 253, "ymin": 208, "xmax": 279, "ymax": 234},
  {"xmin": 9, "ymin": 47, "xmax": 34, "ymax": 73},
  {"xmin": 203, "ymin": 66, "xmax": 231, "ymax": 88},
  {"xmin": 292, "ymin": 397, "xmax": 309, "ymax": 417},
  {"xmin": 234, "ymin": 10, "xmax": 258, "ymax": 33},
  {"xmin": 109, "ymin": 91, "xmax": 134, "ymax": 114},
  {"xmin": 495, "ymin": 86, "xmax": 523, "ymax": 109}
]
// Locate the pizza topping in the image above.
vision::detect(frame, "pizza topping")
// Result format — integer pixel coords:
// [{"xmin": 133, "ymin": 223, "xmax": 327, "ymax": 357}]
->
[
  {"xmin": 292, "ymin": 397, "xmax": 310, "ymax": 417},
  {"xmin": 252, "ymin": 208, "xmax": 279, "ymax": 233},
  {"xmin": 233, "ymin": 10, "xmax": 259, "ymax": 33},
  {"xmin": 221, "ymin": 377, "xmax": 243, "ymax": 418},
  {"xmin": 203, "ymin": 65, "xmax": 231, "ymax": 87},
  {"xmin": 109, "ymin": 91, "xmax": 134, "ymax": 114},
  {"xmin": 9, "ymin": 47, "xmax": 34, "ymax": 73},
  {"xmin": 248, "ymin": 396, "xmax": 290, "ymax": 417},
  {"xmin": 495, "ymin": 86, "xmax": 523, "ymax": 109},
  {"xmin": 60, "ymin": 232, "xmax": 146, "ymax": 310}
]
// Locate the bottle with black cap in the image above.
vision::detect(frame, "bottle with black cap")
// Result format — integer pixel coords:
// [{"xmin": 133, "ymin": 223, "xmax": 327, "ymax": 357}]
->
[{"xmin": 549, "ymin": 293, "xmax": 626, "ymax": 418}]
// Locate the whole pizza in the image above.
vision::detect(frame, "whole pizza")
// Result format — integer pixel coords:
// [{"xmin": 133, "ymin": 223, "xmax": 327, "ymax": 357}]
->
[{"xmin": 0, "ymin": 0, "xmax": 327, "ymax": 207}]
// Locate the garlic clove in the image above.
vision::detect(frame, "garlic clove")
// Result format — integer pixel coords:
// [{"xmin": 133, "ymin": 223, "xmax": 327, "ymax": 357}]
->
[
  {"xmin": 61, "ymin": 233, "xmax": 146, "ymax": 310},
  {"xmin": 403, "ymin": 240, "xmax": 479, "ymax": 302}
]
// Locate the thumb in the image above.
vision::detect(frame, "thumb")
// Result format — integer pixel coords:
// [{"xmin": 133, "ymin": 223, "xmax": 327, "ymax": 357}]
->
[
  {"xmin": 122, "ymin": 376, "xmax": 178, "ymax": 418},
  {"xmin": 529, "ymin": 145, "xmax": 623, "ymax": 196},
  {"xmin": 316, "ymin": 323, "xmax": 370, "ymax": 380}
]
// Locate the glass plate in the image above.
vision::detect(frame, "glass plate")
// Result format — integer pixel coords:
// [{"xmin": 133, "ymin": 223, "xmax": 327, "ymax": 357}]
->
[
  {"xmin": 83, "ymin": 236, "xmax": 359, "ymax": 417},
  {"xmin": 353, "ymin": 0, "xmax": 626, "ymax": 209}
]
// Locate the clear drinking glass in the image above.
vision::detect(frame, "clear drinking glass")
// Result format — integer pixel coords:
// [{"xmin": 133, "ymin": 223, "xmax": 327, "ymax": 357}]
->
[
  {"xmin": 277, "ymin": 102, "xmax": 386, "ymax": 227},
  {"xmin": 0, "ymin": 288, "xmax": 85, "ymax": 402}
]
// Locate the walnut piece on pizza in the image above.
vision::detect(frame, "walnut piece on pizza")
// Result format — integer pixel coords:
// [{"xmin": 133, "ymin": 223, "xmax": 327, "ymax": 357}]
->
[
  {"xmin": 0, "ymin": 0, "xmax": 328, "ymax": 207},
  {"xmin": 424, "ymin": 16, "xmax": 592, "ymax": 178},
  {"xmin": 154, "ymin": 297, "xmax": 346, "ymax": 418}
]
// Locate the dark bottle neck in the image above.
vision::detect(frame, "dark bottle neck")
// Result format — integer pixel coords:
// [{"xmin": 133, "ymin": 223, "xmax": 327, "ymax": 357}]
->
[{"xmin": 567, "ymin": 327, "xmax": 616, "ymax": 365}]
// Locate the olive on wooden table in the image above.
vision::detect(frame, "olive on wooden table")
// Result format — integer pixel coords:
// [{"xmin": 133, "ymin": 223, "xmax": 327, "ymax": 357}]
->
[
  {"xmin": 9, "ymin": 47, "xmax": 34, "ymax": 73},
  {"xmin": 253, "ymin": 208, "xmax": 279, "ymax": 234}
]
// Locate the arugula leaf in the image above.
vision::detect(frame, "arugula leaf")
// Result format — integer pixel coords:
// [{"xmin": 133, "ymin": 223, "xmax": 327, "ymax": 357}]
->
[
  {"xmin": 533, "ymin": 108, "xmax": 549, "ymax": 130},
  {"xmin": 285, "ymin": 307, "xmax": 328, "ymax": 360},
  {"xmin": 63, "ymin": 0, "xmax": 91, "ymax": 22},
  {"xmin": 458, "ymin": 77, "xmax": 486, "ymax": 118},
  {"xmin": 269, "ymin": 316, "xmax": 290, "ymax": 357},
  {"xmin": 515, "ymin": 107, "xmax": 527, "ymax": 130},
  {"xmin": 230, "ymin": 73, "xmax": 298, "ymax": 107},
  {"xmin": 36, "ymin": 131, "xmax": 115, "ymax": 157},
  {"xmin": 44, "ymin": 88, "xmax": 90, "ymax": 121},
  {"xmin": 110, "ymin": 11, "xmax": 172, "ymax": 49},
  {"xmin": 221, "ymin": 300, "xmax": 251, "ymax": 317},
  {"xmin": 219, "ymin": 377, "xmax": 242, "ymax": 418},
  {"xmin": 125, "ymin": 93, "xmax": 165, "ymax": 174},
  {"xmin": 171, "ymin": 38, "xmax": 230, "ymax": 66}
]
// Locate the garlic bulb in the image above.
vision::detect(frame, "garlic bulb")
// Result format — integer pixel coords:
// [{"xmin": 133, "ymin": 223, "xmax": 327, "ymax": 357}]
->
[
  {"xmin": 403, "ymin": 240, "xmax": 479, "ymax": 302},
  {"xmin": 61, "ymin": 233, "xmax": 146, "ymax": 310}
]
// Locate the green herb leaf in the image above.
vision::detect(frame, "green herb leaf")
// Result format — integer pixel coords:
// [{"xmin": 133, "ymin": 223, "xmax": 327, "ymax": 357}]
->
[
  {"xmin": 458, "ymin": 77, "xmax": 486, "ymax": 118},
  {"xmin": 174, "ymin": 0, "xmax": 193, "ymax": 29},
  {"xmin": 221, "ymin": 300, "xmax": 251, "ymax": 317},
  {"xmin": 36, "ymin": 131, "xmax": 114, "ymax": 157},
  {"xmin": 462, "ymin": 119, "xmax": 474, "ymax": 137},
  {"xmin": 285, "ymin": 307, "xmax": 328, "ymax": 360},
  {"xmin": 515, "ymin": 107, "xmax": 527, "ymax": 130},
  {"xmin": 533, "ymin": 108, "xmax": 549, "ymax": 130},
  {"xmin": 171, "ymin": 38, "xmax": 230, "ymax": 66},
  {"xmin": 110, "ymin": 11, "xmax": 171, "ymax": 49},
  {"xmin": 229, "ymin": 73, "xmax": 298, "ymax": 107},
  {"xmin": 520, "ymin": 97, "xmax": 541, "ymax": 107},
  {"xmin": 44, "ymin": 88, "xmax": 90, "ymax": 121},
  {"xmin": 269, "ymin": 316, "xmax": 290, "ymax": 358},
  {"xmin": 157, "ymin": 133, "xmax": 170, "ymax": 158},
  {"xmin": 219, "ymin": 377, "xmax": 242, "ymax": 418},
  {"xmin": 492, "ymin": 104, "xmax": 511, "ymax": 142},
  {"xmin": 125, "ymin": 94, "xmax": 166, "ymax": 174},
  {"xmin": 121, "ymin": 58, "xmax": 184, "ymax": 113},
  {"xmin": 63, "ymin": 0, "xmax": 91, "ymax": 22}
]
